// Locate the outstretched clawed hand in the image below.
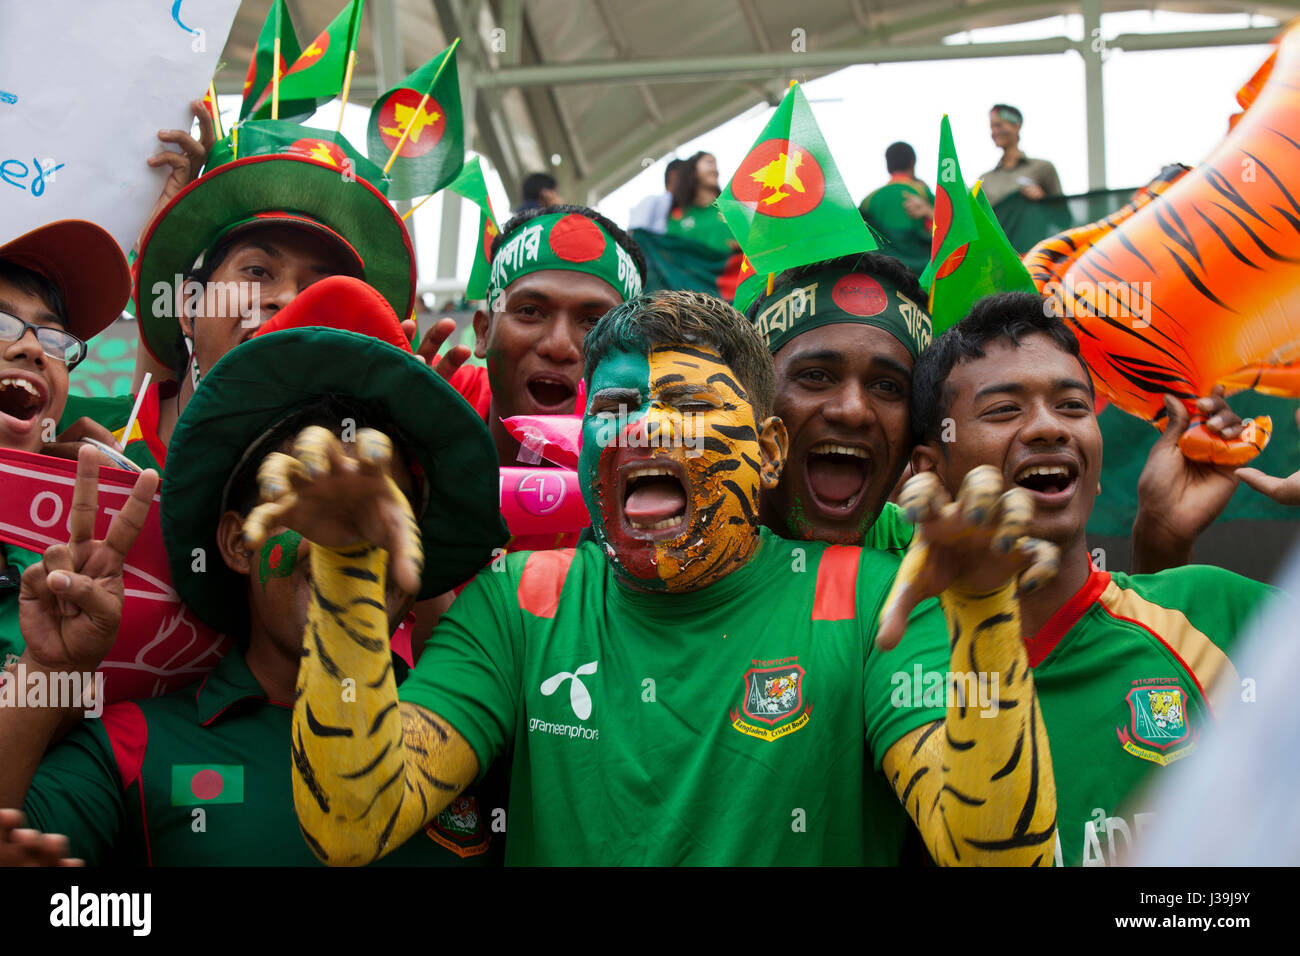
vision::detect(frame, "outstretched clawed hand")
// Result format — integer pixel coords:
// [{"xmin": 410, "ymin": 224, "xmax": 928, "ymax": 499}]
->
[
  {"xmin": 876, "ymin": 465, "xmax": 1060, "ymax": 650},
  {"xmin": 240, "ymin": 426, "xmax": 424, "ymax": 597}
]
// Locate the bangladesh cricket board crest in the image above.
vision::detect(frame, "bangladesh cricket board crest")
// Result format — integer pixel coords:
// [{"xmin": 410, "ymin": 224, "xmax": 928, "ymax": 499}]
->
[
  {"xmin": 729, "ymin": 660, "xmax": 812, "ymax": 742},
  {"xmin": 424, "ymin": 793, "xmax": 491, "ymax": 858},
  {"xmin": 1116, "ymin": 682, "xmax": 1196, "ymax": 767}
]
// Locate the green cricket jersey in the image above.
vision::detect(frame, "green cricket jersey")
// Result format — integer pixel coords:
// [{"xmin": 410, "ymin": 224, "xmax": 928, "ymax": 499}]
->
[
  {"xmin": 1029, "ymin": 565, "xmax": 1275, "ymax": 866},
  {"xmin": 665, "ymin": 203, "xmax": 735, "ymax": 255},
  {"xmin": 862, "ymin": 501, "xmax": 915, "ymax": 558},
  {"xmin": 399, "ymin": 527, "xmax": 953, "ymax": 865},
  {"xmin": 23, "ymin": 647, "xmax": 503, "ymax": 866},
  {"xmin": 859, "ymin": 177, "xmax": 936, "ymax": 276},
  {"xmin": 60, "ymin": 381, "xmax": 171, "ymax": 473}
]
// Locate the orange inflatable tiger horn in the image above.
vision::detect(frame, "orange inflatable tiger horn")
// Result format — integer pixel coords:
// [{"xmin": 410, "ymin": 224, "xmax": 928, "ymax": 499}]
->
[{"xmin": 1026, "ymin": 22, "xmax": 1300, "ymax": 465}]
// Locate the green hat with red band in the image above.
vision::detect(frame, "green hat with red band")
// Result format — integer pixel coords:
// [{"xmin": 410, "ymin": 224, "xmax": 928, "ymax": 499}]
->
[
  {"xmin": 162, "ymin": 275, "xmax": 507, "ymax": 638},
  {"xmin": 135, "ymin": 119, "xmax": 416, "ymax": 370},
  {"xmin": 488, "ymin": 208, "xmax": 644, "ymax": 309},
  {"xmin": 745, "ymin": 259, "xmax": 934, "ymax": 358}
]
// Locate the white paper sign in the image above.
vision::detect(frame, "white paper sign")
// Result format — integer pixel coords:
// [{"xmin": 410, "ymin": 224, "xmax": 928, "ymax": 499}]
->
[{"xmin": 0, "ymin": 0, "xmax": 240, "ymax": 252}]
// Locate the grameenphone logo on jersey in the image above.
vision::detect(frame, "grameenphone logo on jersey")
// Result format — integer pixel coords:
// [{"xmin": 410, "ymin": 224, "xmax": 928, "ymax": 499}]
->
[{"xmin": 529, "ymin": 660, "xmax": 600, "ymax": 742}]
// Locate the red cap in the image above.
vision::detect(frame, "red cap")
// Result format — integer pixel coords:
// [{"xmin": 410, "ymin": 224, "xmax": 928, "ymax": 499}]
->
[
  {"xmin": 252, "ymin": 275, "xmax": 412, "ymax": 352},
  {"xmin": 0, "ymin": 221, "xmax": 130, "ymax": 341}
]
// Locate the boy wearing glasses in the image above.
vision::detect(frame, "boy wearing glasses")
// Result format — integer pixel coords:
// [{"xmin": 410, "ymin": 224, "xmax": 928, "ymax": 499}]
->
[{"xmin": 0, "ymin": 220, "xmax": 133, "ymax": 667}]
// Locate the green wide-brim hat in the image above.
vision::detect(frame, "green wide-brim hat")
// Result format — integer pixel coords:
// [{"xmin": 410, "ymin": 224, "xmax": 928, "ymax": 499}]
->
[
  {"xmin": 136, "ymin": 130, "xmax": 415, "ymax": 370},
  {"xmin": 161, "ymin": 326, "xmax": 506, "ymax": 637}
]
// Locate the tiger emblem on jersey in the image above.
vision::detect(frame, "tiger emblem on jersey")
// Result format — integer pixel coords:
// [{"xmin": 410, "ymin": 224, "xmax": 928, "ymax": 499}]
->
[{"xmin": 1147, "ymin": 690, "xmax": 1184, "ymax": 732}]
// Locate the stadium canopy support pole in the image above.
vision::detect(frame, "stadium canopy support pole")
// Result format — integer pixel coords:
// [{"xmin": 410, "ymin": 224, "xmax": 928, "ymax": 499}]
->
[{"xmin": 1080, "ymin": 0, "xmax": 1107, "ymax": 192}]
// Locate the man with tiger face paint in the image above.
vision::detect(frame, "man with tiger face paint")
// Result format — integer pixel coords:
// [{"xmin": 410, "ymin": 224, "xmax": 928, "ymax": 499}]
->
[{"xmin": 278, "ymin": 289, "xmax": 1063, "ymax": 867}]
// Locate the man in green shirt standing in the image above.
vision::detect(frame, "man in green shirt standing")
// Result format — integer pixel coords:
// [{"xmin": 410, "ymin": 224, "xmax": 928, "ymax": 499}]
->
[
  {"xmin": 0, "ymin": 280, "xmax": 509, "ymax": 865},
  {"xmin": 907, "ymin": 291, "xmax": 1278, "ymax": 865},
  {"xmin": 859, "ymin": 143, "xmax": 936, "ymax": 276},
  {"xmin": 268, "ymin": 289, "xmax": 1061, "ymax": 866}
]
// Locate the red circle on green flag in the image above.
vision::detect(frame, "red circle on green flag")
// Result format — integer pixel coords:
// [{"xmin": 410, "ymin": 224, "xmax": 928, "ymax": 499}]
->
[
  {"xmin": 831, "ymin": 274, "xmax": 888, "ymax": 316},
  {"xmin": 289, "ymin": 139, "xmax": 348, "ymax": 169},
  {"xmin": 482, "ymin": 219, "xmax": 498, "ymax": 264},
  {"xmin": 730, "ymin": 138, "xmax": 825, "ymax": 218},
  {"xmin": 377, "ymin": 91, "xmax": 447, "ymax": 158},
  {"xmin": 268, "ymin": 543, "xmax": 283, "ymax": 570},
  {"xmin": 287, "ymin": 30, "xmax": 330, "ymax": 76},
  {"xmin": 191, "ymin": 769, "xmax": 224, "ymax": 800},
  {"xmin": 930, "ymin": 189, "xmax": 968, "ymax": 279},
  {"xmin": 549, "ymin": 214, "xmax": 606, "ymax": 262}
]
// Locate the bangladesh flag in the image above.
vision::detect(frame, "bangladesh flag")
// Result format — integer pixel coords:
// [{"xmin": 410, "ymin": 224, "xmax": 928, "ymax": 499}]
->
[
  {"xmin": 240, "ymin": 0, "xmax": 315, "ymax": 122},
  {"xmin": 717, "ymin": 82, "xmax": 875, "ymax": 278},
  {"xmin": 171, "ymin": 764, "xmax": 244, "ymax": 806},
  {"xmin": 367, "ymin": 42, "xmax": 464, "ymax": 201},
  {"xmin": 920, "ymin": 115, "xmax": 1036, "ymax": 334},
  {"xmin": 732, "ymin": 253, "xmax": 764, "ymax": 315},
  {"xmin": 447, "ymin": 157, "xmax": 498, "ymax": 300},
  {"xmin": 253, "ymin": 0, "xmax": 363, "ymax": 120}
]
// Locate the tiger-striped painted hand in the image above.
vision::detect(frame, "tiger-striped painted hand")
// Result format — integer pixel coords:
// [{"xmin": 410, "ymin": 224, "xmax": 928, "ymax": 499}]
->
[
  {"xmin": 876, "ymin": 464, "xmax": 1059, "ymax": 651},
  {"xmin": 240, "ymin": 425, "xmax": 424, "ymax": 597}
]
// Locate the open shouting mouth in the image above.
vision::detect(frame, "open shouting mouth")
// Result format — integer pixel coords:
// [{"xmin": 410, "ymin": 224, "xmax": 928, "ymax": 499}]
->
[
  {"xmin": 0, "ymin": 371, "xmax": 48, "ymax": 437},
  {"xmin": 525, "ymin": 373, "xmax": 577, "ymax": 413},
  {"xmin": 619, "ymin": 459, "xmax": 691, "ymax": 538},
  {"xmin": 804, "ymin": 441, "xmax": 873, "ymax": 517},
  {"xmin": 1011, "ymin": 456, "xmax": 1080, "ymax": 507}
]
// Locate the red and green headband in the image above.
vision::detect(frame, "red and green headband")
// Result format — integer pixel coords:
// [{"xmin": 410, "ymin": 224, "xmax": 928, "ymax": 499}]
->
[
  {"xmin": 487, "ymin": 211, "xmax": 642, "ymax": 310},
  {"xmin": 750, "ymin": 266, "xmax": 933, "ymax": 358}
]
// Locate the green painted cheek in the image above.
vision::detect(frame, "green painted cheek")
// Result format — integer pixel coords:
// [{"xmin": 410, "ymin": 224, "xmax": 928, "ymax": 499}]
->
[
  {"xmin": 579, "ymin": 348, "xmax": 652, "ymax": 551},
  {"xmin": 258, "ymin": 529, "xmax": 303, "ymax": 590}
]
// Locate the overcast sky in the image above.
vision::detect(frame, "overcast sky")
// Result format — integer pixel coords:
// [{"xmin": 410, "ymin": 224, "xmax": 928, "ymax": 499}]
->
[{"xmin": 224, "ymin": 9, "xmax": 1279, "ymax": 295}]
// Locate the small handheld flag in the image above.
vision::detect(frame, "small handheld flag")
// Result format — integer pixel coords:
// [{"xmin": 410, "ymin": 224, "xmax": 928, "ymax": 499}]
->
[
  {"xmin": 717, "ymin": 82, "xmax": 876, "ymax": 278},
  {"xmin": 369, "ymin": 39, "xmax": 464, "ymax": 201}
]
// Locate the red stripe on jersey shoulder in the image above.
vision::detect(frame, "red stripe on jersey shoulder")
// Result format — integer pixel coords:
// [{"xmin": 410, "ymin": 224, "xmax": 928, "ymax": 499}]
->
[
  {"xmin": 517, "ymin": 549, "xmax": 577, "ymax": 618},
  {"xmin": 99, "ymin": 700, "xmax": 148, "ymax": 790},
  {"xmin": 812, "ymin": 545, "xmax": 860, "ymax": 621},
  {"xmin": 1025, "ymin": 568, "xmax": 1109, "ymax": 667}
]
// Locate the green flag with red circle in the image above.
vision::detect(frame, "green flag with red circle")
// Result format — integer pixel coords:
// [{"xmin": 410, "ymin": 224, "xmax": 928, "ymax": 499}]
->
[
  {"xmin": 717, "ymin": 83, "xmax": 876, "ymax": 277},
  {"xmin": 731, "ymin": 253, "xmax": 764, "ymax": 315},
  {"xmin": 251, "ymin": 0, "xmax": 363, "ymax": 119},
  {"xmin": 367, "ymin": 43, "xmax": 464, "ymax": 202},
  {"xmin": 920, "ymin": 115, "xmax": 1035, "ymax": 333},
  {"xmin": 448, "ymin": 157, "xmax": 499, "ymax": 300},
  {"xmin": 240, "ymin": 0, "xmax": 314, "ymax": 121},
  {"xmin": 171, "ymin": 764, "xmax": 244, "ymax": 806}
]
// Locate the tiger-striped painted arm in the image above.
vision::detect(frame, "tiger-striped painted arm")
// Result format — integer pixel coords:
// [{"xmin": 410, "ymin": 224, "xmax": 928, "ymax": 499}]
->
[
  {"xmin": 290, "ymin": 542, "xmax": 478, "ymax": 865},
  {"xmin": 881, "ymin": 579, "xmax": 1056, "ymax": 866}
]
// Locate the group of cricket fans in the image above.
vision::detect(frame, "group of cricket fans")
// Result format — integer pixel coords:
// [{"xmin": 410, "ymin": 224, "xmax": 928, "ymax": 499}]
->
[{"xmin": 0, "ymin": 73, "xmax": 1295, "ymax": 869}]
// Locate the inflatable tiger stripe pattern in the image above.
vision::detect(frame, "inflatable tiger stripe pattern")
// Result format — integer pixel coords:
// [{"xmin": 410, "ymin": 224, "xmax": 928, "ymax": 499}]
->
[{"xmin": 1023, "ymin": 22, "xmax": 1300, "ymax": 464}]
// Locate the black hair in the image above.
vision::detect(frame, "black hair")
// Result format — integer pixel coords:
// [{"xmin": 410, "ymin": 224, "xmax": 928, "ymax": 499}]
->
[
  {"xmin": 492, "ymin": 203, "xmax": 648, "ymax": 290},
  {"xmin": 0, "ymin": 258, "xmax": 67, "ymax": 326},
  {"xmin": 992, "ymin": 103, "xmax": 1023, "ymax": 126},
  {"xmin": 664, "ymin": 158, "xmax": 686, "ymax": 188},
  {"xmin": 670, "ymin": 151, "xmax": 715, "ymax": 210},
  {"xmin": 223, "ymin": 395, "xmax": 416, "ymax": 518},
  {"xmin": 522, "ymin": 172, "xmax": 557, "ymax": 202},
  {"xmin": 910, "ymin": 291, "xmax": 1094, "ymax": 445},
  {"xmin": 170, "ymin": 241, "xmax": 235, "ymax": 382},
  {"xmin": 884, "ymin": 142, "xmax": 916, "ymax": 174},
  {"xmin": 585, "ymin": 290, "xmax": 775, "ymax": 419},
  {"xmin": 746, "ymin": 251, "xmax": 927, "ymax": 322}
]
